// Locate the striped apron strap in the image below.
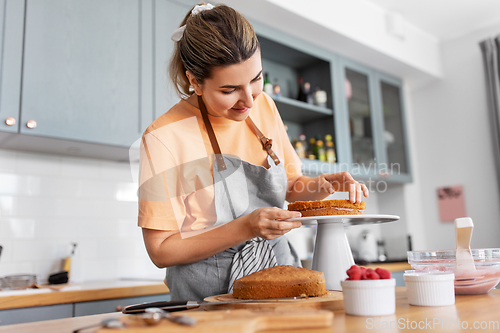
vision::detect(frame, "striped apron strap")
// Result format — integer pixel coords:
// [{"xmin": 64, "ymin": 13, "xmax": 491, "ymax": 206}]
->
[{"xmin": 227, "ymin": 237, "xmax": 278, "ymax": 293}]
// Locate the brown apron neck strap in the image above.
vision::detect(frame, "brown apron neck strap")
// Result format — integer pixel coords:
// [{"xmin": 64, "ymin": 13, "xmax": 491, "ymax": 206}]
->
[
  {"xmin": 198, "ymin": 95, "xmax": 227, "ymax": 171},
  {"xmin": 198, "ymin": 95, "xmax": 281, "ymax": 168},
  {"xmin": 245, "ymin": 117, "xmax": 281, "ymax": 166}
]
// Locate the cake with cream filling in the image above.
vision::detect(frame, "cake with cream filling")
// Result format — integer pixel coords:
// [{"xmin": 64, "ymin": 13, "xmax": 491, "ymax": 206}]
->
[
  {"xmin": 287, "ymin": 199, "xmax": 365, "ymax": 217},
  {"xmin": 232, "ymin": 265, "xmax": 327, "ymax": 299}
]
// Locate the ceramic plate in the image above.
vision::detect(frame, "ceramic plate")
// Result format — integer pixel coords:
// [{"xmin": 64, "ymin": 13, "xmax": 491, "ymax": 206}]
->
[{"xmin": 285, "ymin": 214, "xmax": 399, "ymax": 226}]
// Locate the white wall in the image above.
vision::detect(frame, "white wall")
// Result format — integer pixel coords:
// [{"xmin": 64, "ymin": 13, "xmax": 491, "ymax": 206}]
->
[
  {"xmin": 0, "ymin": 149, "xmax": 165, "ymax": 283},
  {"xmin": 409, "ymin": 25, "xmax": 500, "ymax": 250}
]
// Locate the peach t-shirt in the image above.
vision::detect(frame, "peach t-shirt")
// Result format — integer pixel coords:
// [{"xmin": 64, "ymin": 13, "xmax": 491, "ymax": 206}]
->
[{"xmin": 138, "ymin": 93, "xmax": 302, "ymax": 232}]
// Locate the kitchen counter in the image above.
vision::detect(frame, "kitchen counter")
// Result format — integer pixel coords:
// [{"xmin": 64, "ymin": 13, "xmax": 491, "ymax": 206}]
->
[
  {"xmin": 364, "ymin": 262, "xmax": 411, "ymax": 272},
  {"xmin": 2, "ymin": 288, "xmax": 499, "ymax": 332},
  {"xmin": 0, "ymin": 280, "xmax": 169, "ymax": 310}
]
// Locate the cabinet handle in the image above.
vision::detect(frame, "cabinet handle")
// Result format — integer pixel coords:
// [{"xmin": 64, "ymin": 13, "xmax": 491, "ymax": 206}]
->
[
  {"xmin": 26, "ymin": 120, "xmax": 37, "ymax": 129},
  {"xmin": 5, "ymin": 117, "xmax": 16, "ymax": 126}
]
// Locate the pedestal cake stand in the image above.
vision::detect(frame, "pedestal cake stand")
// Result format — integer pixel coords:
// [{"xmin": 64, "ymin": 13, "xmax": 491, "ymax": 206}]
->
[{"xmin": 287, "ymin": 214, "xmax": 400, "ymax": 291}]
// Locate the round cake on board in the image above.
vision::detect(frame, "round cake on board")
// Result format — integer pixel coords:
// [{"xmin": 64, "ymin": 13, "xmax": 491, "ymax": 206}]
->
[
  {"xmin": 232, "ymin": 265, "xmax": 327, "ymax": 300},
  {"xmin": 287, "ymin": 199, "xmax": 366, "ymax": 217}
]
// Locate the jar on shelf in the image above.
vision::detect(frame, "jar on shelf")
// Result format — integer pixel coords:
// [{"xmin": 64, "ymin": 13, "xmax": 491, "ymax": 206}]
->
[{"xmin": 313, "ymin": 87, "xmax": 327, "ymax": 108}]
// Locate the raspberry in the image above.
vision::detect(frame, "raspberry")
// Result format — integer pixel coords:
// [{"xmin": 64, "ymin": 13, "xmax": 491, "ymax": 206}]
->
[
  {"xmin": 365, "ymin": 268, "xmax": 380, "ymax": 280},
  {"xmin": 359, "ymin": 266, "xmax": 368, "ymax": 280},
  {"xmin": 375, "ymin": 268, "xmax": 392, "ymax": 279},
  {"xmin": 346, "ymin": 265, "xmax": 362, "ymax": 280}
]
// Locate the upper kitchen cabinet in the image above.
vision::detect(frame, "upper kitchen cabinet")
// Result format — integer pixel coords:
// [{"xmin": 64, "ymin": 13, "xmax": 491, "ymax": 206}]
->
[
  {"xmin": 17, "ymin": 0, "xmax": 154, "ymax": 148},
  {"xmin": 153, "ymin": 0, "xmax": 199, "ymax": 120},
  {"xmin": 0, "ymin": 0, "xmax": 25, "ymax": 134},
  {"xmin": 338, "ymin": 58, "xmax": 412, "ymax": 182},
  {"xmin": 338, "ymin": 58, "xmax": 381, "ymax": 179},
  {"xmin": 375, "ymin": 72, "xmax": 412, "ymax": 182}
]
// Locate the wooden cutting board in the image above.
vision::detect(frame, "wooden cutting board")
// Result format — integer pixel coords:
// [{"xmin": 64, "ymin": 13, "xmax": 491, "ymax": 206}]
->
[
  {"xmin": 97, "ymin": 309, "xmax": 333, "ymax": 333},
  {"xmin": 202, "ymin": 291, "xmax": 344, "ymax": 311}
]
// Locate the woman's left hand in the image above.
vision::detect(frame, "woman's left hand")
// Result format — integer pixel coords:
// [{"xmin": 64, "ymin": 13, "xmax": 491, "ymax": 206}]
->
[{"xmin": 317, "ymin": 172, "xmax": 369, "ymax": 203}]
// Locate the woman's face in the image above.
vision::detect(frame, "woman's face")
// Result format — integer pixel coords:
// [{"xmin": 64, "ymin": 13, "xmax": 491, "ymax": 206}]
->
[{"xmin": 196, "ymin": 51, "xmax": 263, "ymax": 121}]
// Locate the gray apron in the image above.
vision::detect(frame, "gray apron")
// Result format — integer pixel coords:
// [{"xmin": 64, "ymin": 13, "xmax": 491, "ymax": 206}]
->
[{"xmin": 166, "ymin": 97, "xmax": 301, "ymax": 301}]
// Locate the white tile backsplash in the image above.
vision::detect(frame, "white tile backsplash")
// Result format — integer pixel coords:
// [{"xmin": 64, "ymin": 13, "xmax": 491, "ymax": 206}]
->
[
  {"xmin": 0, "ymin": 150, "xmax": 17, "ymax": 172},
  {"xmin": 16, "ymin": 152, "xmax": 62, "ymax": 176},
  {"xmin": 0, "ymin": 149, "xmax": 164, "ymax": 282}
]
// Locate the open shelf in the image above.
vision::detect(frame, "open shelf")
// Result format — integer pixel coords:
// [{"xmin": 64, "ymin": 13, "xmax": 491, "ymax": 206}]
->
[{"xmin": 273, "ymin": 96, "xmax": 333, "ymax": 123}]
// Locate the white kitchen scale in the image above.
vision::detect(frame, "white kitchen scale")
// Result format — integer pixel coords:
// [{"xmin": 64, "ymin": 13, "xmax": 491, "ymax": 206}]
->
[{"xmin": 287, "ymin": 214, "xmax": 400, "ymax": 290}]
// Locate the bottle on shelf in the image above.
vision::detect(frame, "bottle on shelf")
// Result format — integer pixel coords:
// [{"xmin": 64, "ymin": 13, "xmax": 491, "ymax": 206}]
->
[
  {"xmin": 273, "ymin": 79, "xmax": 282, "ymax": 99},
  {"xmin": 264, "ymin": 73, "xmax": 273, "ymax": 95},
  {"xmin": 315, "ymin": 140, "xmax": 326, "ymax": 162},
  {"xmin": 325, "ymin": 134, "xmax": 337, "ymax": 164},
  {"xmin": 304, "ymin": 82, "xmax": 313, "ymax": 104},
  {"xmin": 307, "ymin": 137, "xmax": 316, "ymax": 158},
  {"xmin": 297, "ymin": 77, "xmax": 307, "ymax": 102},
  {"xmin": 295, "ymin": 141, "xmax": 306, "ymax": 158},
  {"xmin": 298, "ymin": 134, "xmax": 308, "ymax": 155}
]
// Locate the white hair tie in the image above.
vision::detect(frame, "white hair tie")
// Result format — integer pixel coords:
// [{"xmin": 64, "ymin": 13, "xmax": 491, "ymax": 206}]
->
[{"xmin": 171, "ymin": 3, "xmax": 215, "ymax": 42}]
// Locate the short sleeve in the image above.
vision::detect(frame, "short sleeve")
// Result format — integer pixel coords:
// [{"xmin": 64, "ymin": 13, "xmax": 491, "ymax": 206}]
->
[
  {"xmin": 138, "ymin": 114, "xmax": 217, "ymax": 232},
  {"xmin": 138, "ymin": 132, "xmax": 185, "ymax": 231}
]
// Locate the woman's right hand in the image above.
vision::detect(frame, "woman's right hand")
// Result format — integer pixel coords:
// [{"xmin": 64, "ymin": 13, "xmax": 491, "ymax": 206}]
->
[{"xmin": 246, "ymin": 207, "xmax": 302, "ymax": 240}]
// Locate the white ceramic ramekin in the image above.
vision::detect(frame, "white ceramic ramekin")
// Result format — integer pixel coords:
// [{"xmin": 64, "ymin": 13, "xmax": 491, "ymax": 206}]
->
[
  {"xmin": 404, "ymin": 270, "xmax": 455, "ymax": 306},
  {"xmin": 341, "ymin": 278, "xmax": 396, "ymax": 316}
]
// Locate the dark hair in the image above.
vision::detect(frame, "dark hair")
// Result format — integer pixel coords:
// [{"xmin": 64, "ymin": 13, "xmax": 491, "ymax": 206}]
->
[{"xmin": 169, "ymin": 3, "xmax": 260, "ymax": 97}]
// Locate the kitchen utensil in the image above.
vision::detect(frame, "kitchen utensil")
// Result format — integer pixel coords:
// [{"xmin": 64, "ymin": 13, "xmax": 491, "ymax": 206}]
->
[
  {"xmin": 203, "ymin": 291, "xmax": 344, "ymax": 311},
  {"xmin": 287, "ymin": 214, "xmax": 399, "ymax": 290},
  {"xmin": 341, "ymin": 278, "xmax": 396, "ymax": 316},
  {"xmin": 407, "ymin": 248, "xmax": 500, "ymax": 294},
  {"xmin": 0, "ymin": 274, "xmax": 37, "ymax": 290},
  {"xmin": 100, "ymin": 309, "xmax": 334, "ymax": 333},
  {"xmin": 48, "ymin": 271, "xmax": 69, "ymax": 285},
  {"xmin": 455, "ymin": 217, "xmax": 476, "ymax": 272},
  {"xmin": 73, "ymin": 317, "xmax": 125, "ymax": 333},
  {"xmin": 123, "ymin": 296, "xmax": 307, "ymax": 313},
  {"xmin": 142, "ymin": 307, "xmax": 196, "ymax": 326},
  {"xmin": 357, "ymin": 229, "xmax": 378, "ymax": 262},
  {"xmin": 404, "ymin": 270, "xmax": 455, "ymax": 306}
]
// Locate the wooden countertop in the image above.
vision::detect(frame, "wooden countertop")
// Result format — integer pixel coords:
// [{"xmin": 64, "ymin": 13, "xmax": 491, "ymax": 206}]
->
[
  {"xmin": 0, "ymin": 280, "xmax": 169, "ymax": 310},
  {"xmin": 2, "ymin": 288, "xmax": 499, "ymax": 332},
  {"xmin": 364, "ymin": 262, "xmax": 411, "ymax": 272}
]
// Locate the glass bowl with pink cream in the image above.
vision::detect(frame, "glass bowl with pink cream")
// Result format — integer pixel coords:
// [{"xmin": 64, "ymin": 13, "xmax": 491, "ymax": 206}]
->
[{"xmin": 407, "ymin": 249, "xmax": 500, "ymax": 295}]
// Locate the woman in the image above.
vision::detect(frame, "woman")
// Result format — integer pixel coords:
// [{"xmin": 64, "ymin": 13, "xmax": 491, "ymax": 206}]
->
[{"xmin": 138, "ymin": 3, "xmax": 368, "ymax": 301}]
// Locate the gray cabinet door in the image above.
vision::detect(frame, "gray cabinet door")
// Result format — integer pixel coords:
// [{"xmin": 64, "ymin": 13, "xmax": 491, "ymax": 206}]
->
[
  {"xmin": 374, "ymin": 72, "xmax": 412, "ymax": 182},
  {"xmin": 74, "ymin": 293, "xmax": 169, "ymax": 317},
  {"xmin": 0, "ymin": 0, "xmax": 25, "ymax": 134},
  {"xmin": 20, "ymin": 0, "xmax": 152, "ymax": 147},
  {"xmin": 0, "ymin": 303, "xmax": 73, "ymax": 326},
  {"xmin": 153, "ymin": 0, "xmax": 198, "ymax": 120}
]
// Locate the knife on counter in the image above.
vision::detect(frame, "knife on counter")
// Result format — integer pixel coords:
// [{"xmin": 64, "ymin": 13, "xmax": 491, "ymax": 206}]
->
[{"xmin": 122, "ymin": 297, "xmax": 304, "ymax": 314}]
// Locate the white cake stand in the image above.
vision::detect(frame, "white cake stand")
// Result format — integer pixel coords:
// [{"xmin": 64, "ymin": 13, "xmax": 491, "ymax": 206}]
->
[{"xmin": 287, "ymin": 214, "xmax": 399, "ymax": 291}]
